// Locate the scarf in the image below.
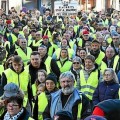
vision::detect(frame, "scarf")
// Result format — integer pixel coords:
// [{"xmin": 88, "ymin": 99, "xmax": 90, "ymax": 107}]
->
[{"xmin": 4, "ymin": 108, "xmax": 24, "ymax": 120}]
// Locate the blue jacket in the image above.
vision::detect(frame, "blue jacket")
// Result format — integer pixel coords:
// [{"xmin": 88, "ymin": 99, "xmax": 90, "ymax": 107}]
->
[{"xmin": 93, "ymin": 80, "xmax": 119, "ymax": 106}]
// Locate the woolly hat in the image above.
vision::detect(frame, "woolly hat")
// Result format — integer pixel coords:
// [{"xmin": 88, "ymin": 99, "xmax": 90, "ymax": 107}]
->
[
  {"xmin": 45, "ymin": 73, "xmax": 57, "ymax": 85},
  {"xmin": 82, "ymin": 30, "xmax": 89, "ymax": 35},
  {"xmin": 84, "ymin": 115, "xmax": 106, "ymax": 120},
  {"xmin": 42, "ymin": 35, "xmax": 49, "ymax": 39},
  {"xmin": 55, "ymin": 110, "xmax": 73, "ymax": 120}
]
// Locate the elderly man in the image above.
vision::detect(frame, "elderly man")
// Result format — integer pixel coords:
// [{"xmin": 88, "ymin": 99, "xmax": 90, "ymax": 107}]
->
[{"xmin": 43, "ymin": 71, "xmax": 89, "ymax": 120}]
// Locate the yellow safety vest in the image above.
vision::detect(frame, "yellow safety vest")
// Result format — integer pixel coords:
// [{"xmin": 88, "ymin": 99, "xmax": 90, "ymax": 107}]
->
[
  {"xmin": 4, "ymin": 68, "xmax": 30, "ymax": 107},
  {"xmin": 48, "ymin": 46, "xmax": 54, "ymax": 57},
  {"xmin": 0, "ymin": 65, "xmax": 4, "ymax": 76},
  {"xmin": 7, "ymin": 33, "xmax": 17, "ymax": 44},
  {"xmin": 57, "ymin": 60, "xmax": 72, "ymax": 73},
  {"xmin": 80, "ymin": 69, "xmax": 99, "ymax": 100},
  {"xmin": 15, "ymin": 47, "xmax": 32, "ymax": 66},
  {"xmin": 38, "ymin": 92, "xmax": 48, "ymax": 120},
  {"xmin": 32, "ymin": 84, "xmax": 37, "ymax": 97},
  {"xmin": 113, "ymin": 55, "xmax": 119, "ymax": 71},
  {"xmin": 44, "ymin": 56, "xmax": 52, "ymax": 74},
  {"xmin": 32, "ymin": 40, "xmax": 42, "ymax": 47},
  {"xmin": 95, "ymin": 51, "xmax": 105, "ymax": 66}
]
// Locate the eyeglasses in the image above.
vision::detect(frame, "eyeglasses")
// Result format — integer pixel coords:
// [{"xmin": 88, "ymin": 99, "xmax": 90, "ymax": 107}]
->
[{"xmin": 73, "ymin": 62, "xmax": 80, "ymax": 64}]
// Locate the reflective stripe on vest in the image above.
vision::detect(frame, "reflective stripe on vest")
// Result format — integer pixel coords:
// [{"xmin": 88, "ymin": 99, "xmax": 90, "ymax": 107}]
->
[
  {"xmin": 16, "ymin": 47, "xmax": 32, "ymax": 66},
  {"xmin": 57, "ymin": 60, "xmax": 72, "ymax": 73},
  {"xmin": 113, "ymin": 55, "xmax": 119, "ymax": 71},
  {"xmin": 4, "ymin": 68, "xmax": 30, "ymax": 107},
  {"xmin": 44, "ymin": 56, "xmax": 52, "ymax": 74},
  {"xmin": 80, "ymin": 69, "xmax": 99, "ymax": 100},
  {"xmin": 95, "ymin": 51, "xmax": 105, "ymax": 66},
  {"xmin": 38, "ymin": 92, "xmax": 48, "ymax": 120}
]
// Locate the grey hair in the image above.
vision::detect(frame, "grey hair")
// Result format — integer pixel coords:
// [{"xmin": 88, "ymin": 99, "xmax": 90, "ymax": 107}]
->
[
  {"xmin": 103, "ymin": 68, "xmax": 119, "ymax": 83},
  {"xmin": 72, "ymin": 56, "xmax": 82, "ymax": 63},
  {"xmin": 59, "ymin": 71, "xmax": 75, "ymax": 81}
]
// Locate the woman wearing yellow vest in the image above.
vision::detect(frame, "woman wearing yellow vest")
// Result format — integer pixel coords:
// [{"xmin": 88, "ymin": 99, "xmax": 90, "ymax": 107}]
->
[
  {"xmin": 56, "ymin": 48, "xmax": 72, "ymax": 73},
  {"xmin": 33, "ymin": 73, "xmax": 58, "ymax": 120}
]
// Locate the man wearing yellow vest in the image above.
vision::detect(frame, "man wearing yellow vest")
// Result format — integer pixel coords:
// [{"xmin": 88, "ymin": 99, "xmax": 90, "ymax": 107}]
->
[
  {"xmin": 90, "ymin": 40, "xmax": 105, "ymax": 66},
  {"xmin": 38, "ymin": 45, "xmax": 60, "ymax": 78},
  {"xmin": 1, "ymin": 55, "xmax": 32, "ymax": 114},
  {"xmin": 79, "ymin": 55, "xmax": 102, "ymax": 101},
  {"xmin": 43, "ymin": 71, "xmax": 89, "ymax": 120},
  {"xmin": 14, "ymin": 37, "xmax": 32, "ymax": 66}
]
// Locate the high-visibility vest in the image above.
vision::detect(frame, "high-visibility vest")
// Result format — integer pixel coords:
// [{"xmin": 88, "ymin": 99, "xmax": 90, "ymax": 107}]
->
[
  {"xmin": 7, "ymin": 33, "xmax": 17, "ymax": 44},
  {"xmin": 32, "ymin": 84, "xmax": 37, "ymax": 97},
  {"xmin": 0, "ymin": 64, "xmax": 4, "ymax": 76},
  {"xmin": 80, "ymin": 69, "xmax": 99, "ymax": 100},
  {"xmin": 113, "ymin": 55, "xmax": 119, "ymax": 71},
  {"xmin": 44, "ymin": 56, "xmax": 52, "ymax": 74},
  {"xmin": 4, "ymin": 68, "xmax": 30, "ymax": 107},
  {"xmin": 48, "ymin": 46, "xmax": 54, "ymax": 57},
  {"xmin": 15, "ymin": 47, "xmax": 32, "ymax": 66},
  {"xmin": 38, "ymin": 92, "xmax": 48, "ymax": 120},
  {"xmin": 57, "ymin": 60, "xmax": 72, "ymax": 73},
  {"xmin": 95, "ymin": 51, "xmax": 105, "ymax": 66}
]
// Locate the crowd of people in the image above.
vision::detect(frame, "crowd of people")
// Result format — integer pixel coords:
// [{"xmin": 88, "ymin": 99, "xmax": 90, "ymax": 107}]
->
[{"xmin": 0, "ymin": 6, "xmax": 119, "ymax": 120}]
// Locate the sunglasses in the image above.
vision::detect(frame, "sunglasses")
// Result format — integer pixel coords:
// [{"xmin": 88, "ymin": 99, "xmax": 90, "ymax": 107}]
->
[{"xmin": 73, "ymin": 62, "xmax": 80, "ymax": 64}]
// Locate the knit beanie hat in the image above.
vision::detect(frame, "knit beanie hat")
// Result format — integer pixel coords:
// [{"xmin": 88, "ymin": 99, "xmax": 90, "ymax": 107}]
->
[{"xmin": 45, "ymin": 73, "xmax": 57, "ymax": 85}]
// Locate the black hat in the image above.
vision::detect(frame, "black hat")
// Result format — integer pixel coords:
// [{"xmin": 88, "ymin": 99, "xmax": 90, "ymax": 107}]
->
[
  {"xmin": 45, "ymin": 73, "xmax": 57, "ymax": 85},
  {"xmin": 55, "ymin": 110, "xmax": 73, "ymax": 120}
]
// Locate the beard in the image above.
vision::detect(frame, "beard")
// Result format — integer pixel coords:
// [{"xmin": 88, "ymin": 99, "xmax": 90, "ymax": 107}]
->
[{"xmin": 62, "ymin": 86, "xmax": 74, "ymax": 95}]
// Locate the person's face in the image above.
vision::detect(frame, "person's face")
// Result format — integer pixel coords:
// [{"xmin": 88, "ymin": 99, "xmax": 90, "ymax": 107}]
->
[
  {"xmin": 38, "ymin": 71, "xmax": 46, "ymax": 83},
  {"xmin": 7, "ymin": 102, "xmax": 21, "ymax": 117},
  {"xmin": 91, "ymin": 43, "xmax": 100, "ymax": 52},
  {"xmin": 97, "ymin": 37, "xmax": 104, "ymax": 43},
  {"xmin": 106, "ymin": 48, "xmax": 115, "ymax": 59},
  {"xmin": 83, "ymin": 34, "xmax": 89, "ymax": 40},
  {"xmin": 61, "ymin": 39, "xmax": 67, "ymax": 47},
  {"xmin": 112, "ymin": 36, "xmax": 120, "ymax": 46},
  {"xmin": 60, "ymin": 77, "xmax": 74, "ymax": 95},
  {"xmin": 30, "ymin": 55, "xmax": 41, "ymax": 68},
  {"xmin": 104, "ymin": 70, "xmax": 113, "ymax": 81},
  {"xmin": 38, "ymin": 47, "xmax": 47, "ymax": 57},
  {"xmin": 35, "ymin": 33, "xmax": 42, "ymax": 40},
  {"xmin": 13, "ymin": 28, "xmax": 19, "ymax": 33},
  {"xmin": 43, "ymin": 38, "xmax": 49, "ymax": 44},
  {"xmin": 79, "ymin": 50, "xmax": 87, "ymax": 59},
  {"xmin": 117, "ymin": 27, "xmax": 120, "ymax": 33},
  {"xmin": 46, "ymin": 80, "xmax": 55, "ymax": 92},
  {"xmin": 63, "ymin": 33, "xmax": 70, "ymax": 41},
  {"xmin": 12, "ymin": 61, "xmax": 23, "ymax": 73},
  {"xmin": 31, "ymin": 31, "xmax": 36, "ymax": 38},
  {"xmin": 19, "ymin": 39, "xmax": 27, "ymax": 49},
  {"xmin": 60, "ymin": 49, "xmax": 68, "ymax": 58},
  {"xmin": 85, "ymin": 59, "xmax": 94, "ymax": 70},
  {"xmin": 23, "ymin": 29, "xmax": 29, "ymax": 35},
  {"xmin": 73, "ymin": 60, "xmax": 81, "ymax": 70}
]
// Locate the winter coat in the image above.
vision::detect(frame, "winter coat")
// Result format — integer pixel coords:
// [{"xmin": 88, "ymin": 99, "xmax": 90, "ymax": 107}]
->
[{"xmin": 93, "ymin": 80, "xmax": 119, "ymax": 106}]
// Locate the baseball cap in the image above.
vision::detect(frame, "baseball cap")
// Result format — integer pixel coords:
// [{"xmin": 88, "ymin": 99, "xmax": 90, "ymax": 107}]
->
[
  {"xmin": 3, "ymin": 83, "xmax": 20, "ymax": 98},
  {"xmin": 42, "ymin": 35, "xmax": 49, "ymax": 39},
  {"xmin": 84, "ymin": 115, "xmax": 106, "ymax": 120}
]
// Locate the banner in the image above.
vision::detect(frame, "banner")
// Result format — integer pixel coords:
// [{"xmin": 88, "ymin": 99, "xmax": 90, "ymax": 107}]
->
[{"xmin": 54, "ymin": 1, "xmax": 78, "ymax": 16}]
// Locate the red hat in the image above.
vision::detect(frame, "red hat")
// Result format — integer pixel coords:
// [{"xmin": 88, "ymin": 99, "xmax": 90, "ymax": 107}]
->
[
  {"xmin": 42, "ymin": 35, "xmax": 49, "ymax": 39},
  {"xmin": 82, "ymin": 30, "xmax": 89, "ymax": 35},
  {"xmin": 6, "ymin": 20, "xmax": 11, "ymax": 24}
]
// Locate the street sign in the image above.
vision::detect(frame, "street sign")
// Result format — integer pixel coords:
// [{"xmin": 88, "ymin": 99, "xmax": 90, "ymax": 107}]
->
[{"xmin": 54, "ymin": 1, "xmax": 78, "ymax": 16}]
